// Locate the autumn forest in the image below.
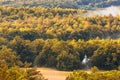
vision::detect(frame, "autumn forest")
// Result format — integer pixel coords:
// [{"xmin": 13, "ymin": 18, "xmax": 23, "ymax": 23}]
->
[{"xmin": 0, "ymin": 3, "xmax": 120, "ymax": 80}]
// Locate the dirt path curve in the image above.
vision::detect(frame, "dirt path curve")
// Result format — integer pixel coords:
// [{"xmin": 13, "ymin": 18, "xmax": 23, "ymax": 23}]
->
[{"xmin": 37, "ymin": 68, "xmax": 71, "ymax": 80}]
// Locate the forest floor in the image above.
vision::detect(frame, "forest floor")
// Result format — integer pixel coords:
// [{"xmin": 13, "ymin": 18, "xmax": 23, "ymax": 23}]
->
[{"xmin": 37, "ymin": 68, "xmax": 91, "ymax": 80}]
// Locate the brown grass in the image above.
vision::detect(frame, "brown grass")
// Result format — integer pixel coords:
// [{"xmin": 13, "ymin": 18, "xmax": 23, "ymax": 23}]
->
[
  {"xmin": 37, "ymin": 68, "xmax": 71, "ymax": 80},
  {"xmin": 36, "ymin": 68, "xmax": 93, "ymax": 80}
]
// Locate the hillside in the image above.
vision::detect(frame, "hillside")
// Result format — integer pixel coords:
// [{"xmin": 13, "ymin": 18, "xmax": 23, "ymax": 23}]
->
[
  {"xmin": 0, "ymin": 7, "xmax": 120, "ymax": 71},
  {"xmin": 0, "ymin": 1, "xmax": 120, "ymax": 80},
  {"xmin": 0, "ymin": 0, "xmax": 120, "ymax": 9}
]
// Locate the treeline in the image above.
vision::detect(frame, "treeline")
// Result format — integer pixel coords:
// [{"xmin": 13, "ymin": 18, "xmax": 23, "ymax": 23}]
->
[
  {"xmin": 1, "ymin": 37, "xmax": 120, "ymax": 70},
  {"xmin": 1, "ymin": 0, "xmax": 120, "ymax": 9},
  {"xmin": 66, "ymin": 70, "xmax": 120, "ymax": 80},
  {"xmin": 0, "ymin": 7, "xmax": 120, "ymax": 41},
  {"xmin": 0, "ymin": 45, "xmax": 47, "ymax": 80},
  {"xmin": 0, "ymin": 7, "xmax": 120, "ymax": 71}
]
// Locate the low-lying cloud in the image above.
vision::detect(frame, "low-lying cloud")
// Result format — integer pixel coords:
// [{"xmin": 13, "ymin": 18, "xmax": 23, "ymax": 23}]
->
[{"xmin": 81, "ymin": 6, "xmax": 120, "ymax": 17}]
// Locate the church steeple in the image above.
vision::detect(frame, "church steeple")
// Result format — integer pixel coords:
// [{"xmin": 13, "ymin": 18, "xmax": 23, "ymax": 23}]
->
[
  {"xmin": 81, "ymin": 54, "xmax": 91, "ymax": 69},
  {"xmin": 82, "ymin": 54, "xmax": 88, "ymax": 65}
]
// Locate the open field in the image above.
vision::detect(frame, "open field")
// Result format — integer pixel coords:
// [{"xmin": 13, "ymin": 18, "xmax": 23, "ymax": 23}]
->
[
  {"xmin": 36, "ymin": 68, "xmax": 92, "ymax": 80},
  {"xmin": 37, "ymin": 68, "xmax": 71, "ymax": 80}
]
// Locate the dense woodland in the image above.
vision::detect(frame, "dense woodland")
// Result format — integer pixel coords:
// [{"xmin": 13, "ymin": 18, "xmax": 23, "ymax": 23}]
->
[
  {"xmin": 0, "ymin": 6, "xmax": 120, "ymax": 80},
  {"xmin": 0, "ymin": 0, "xmax": 120, "ymax": 9},
  {"xmin": 66, "ymin": 69, "xmax": 120, "ymax": 80},
  {"xmin": 0, "ymin": 6, "xmax": 120, "ymax": 70}
]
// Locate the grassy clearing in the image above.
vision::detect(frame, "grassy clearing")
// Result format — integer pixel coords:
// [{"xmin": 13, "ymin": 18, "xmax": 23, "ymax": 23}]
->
[
  {"xmin": 36, "ymin": 68, "xmax": 93, "ymax": 80},
  {"xmin": 37, "ymin": 68, "xmax": 71, "ymax": 80}
]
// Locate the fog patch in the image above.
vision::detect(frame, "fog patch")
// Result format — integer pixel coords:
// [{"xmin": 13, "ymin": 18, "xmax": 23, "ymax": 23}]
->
[{"xmin": 81, "ymin": 6, "xmax": 120, "ymax": 17}]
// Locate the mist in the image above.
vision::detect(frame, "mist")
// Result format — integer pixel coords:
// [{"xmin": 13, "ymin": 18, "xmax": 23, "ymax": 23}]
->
[
  {"xmin": 104, "ymin": 32, "xmax": 120, "ymax": 40},
  {"xmin": 81, "ymin": 6, "xmax": 120, "ymax": 17}
]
